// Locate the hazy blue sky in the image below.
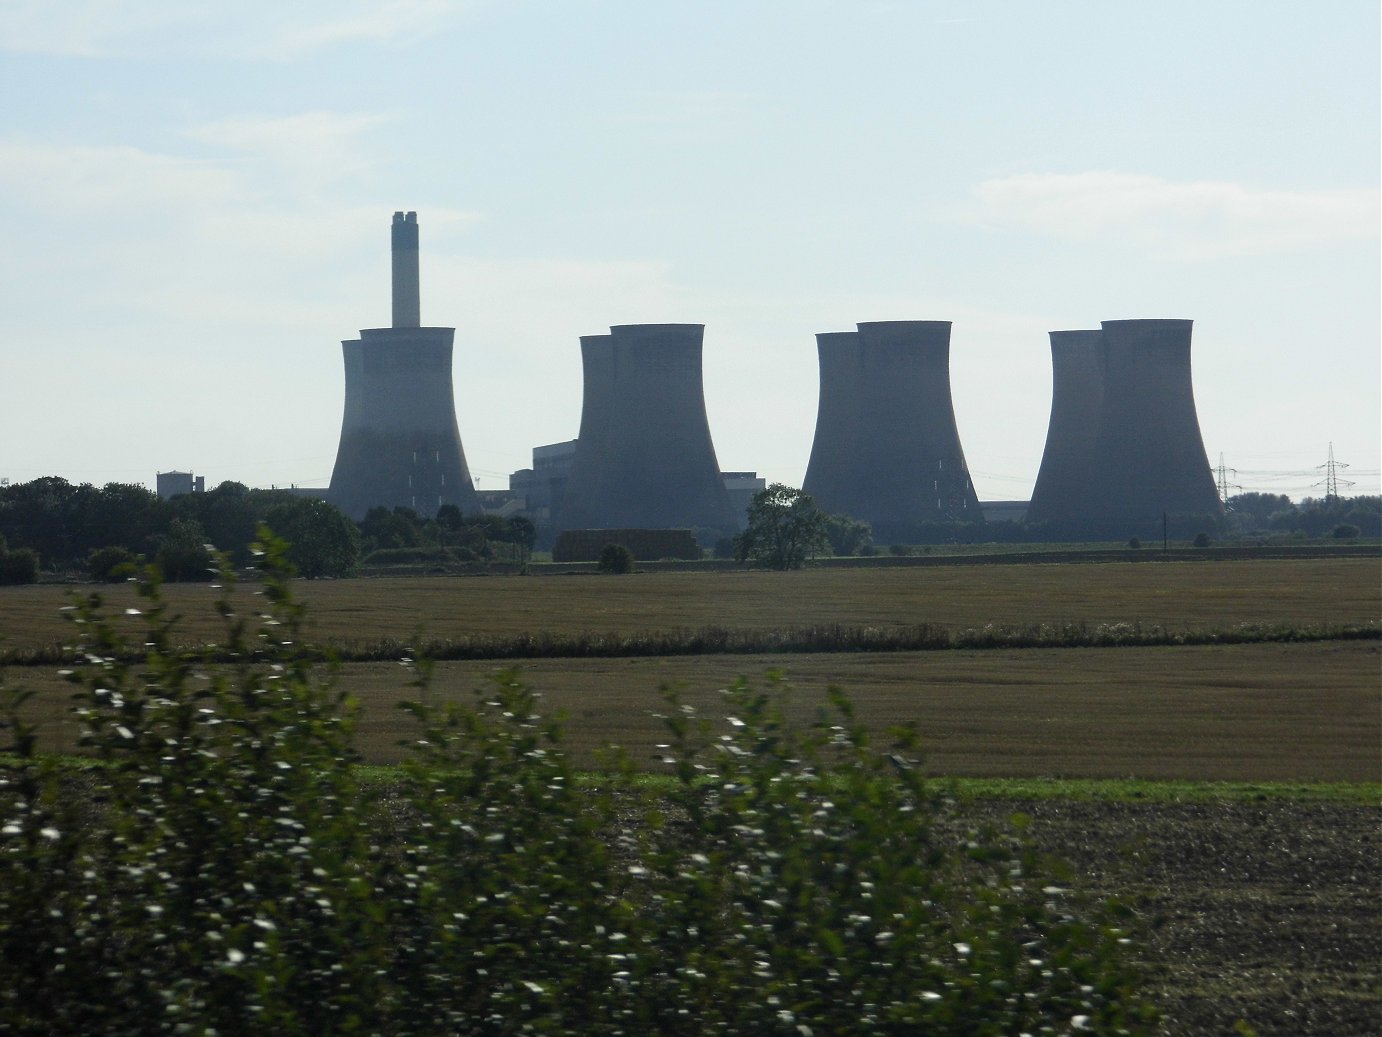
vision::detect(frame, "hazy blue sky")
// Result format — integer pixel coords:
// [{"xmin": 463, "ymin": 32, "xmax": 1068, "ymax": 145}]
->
[{"xmin": 2, "ymin": 1, "xmax": 1377, "ymax": 501}]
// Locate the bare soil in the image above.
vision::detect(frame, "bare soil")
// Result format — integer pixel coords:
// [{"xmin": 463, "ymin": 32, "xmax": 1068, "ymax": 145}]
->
[{"xmin": 964, "ymin": 798, "xmax": 1380, "ymax": 1036}]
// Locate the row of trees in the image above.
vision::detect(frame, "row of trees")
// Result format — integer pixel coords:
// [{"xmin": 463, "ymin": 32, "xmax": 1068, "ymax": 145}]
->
[
  {"xmin": 358, "ymin": 503, "xmax": 535, "ymax": 562},
  {"xmin": 1224, "ymin": 492, "xmax": 1380, "ymax": 537},
  {"xmin": 730, "ymin": 486, "xmax": 1382, "ymax": 570},
  {"xmin": 0, "ymin": 478, "xmax": 535, "ymax": 583},
  {"xmin": 1, "ymin": 477, "xmax": 1375, "ymax": 584}
]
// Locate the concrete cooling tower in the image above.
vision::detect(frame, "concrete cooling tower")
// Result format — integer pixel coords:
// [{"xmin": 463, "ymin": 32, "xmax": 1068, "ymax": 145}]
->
[
  {"xmin": 1026, "ymin": 318, "xmax": 1221, "ymax": 531},
  {"xmin": 327, "ymin": 212, "xmax": 479, "ymax": 520},
  {"xmin": 802, "ymin": 320, "xmax": 980, "ymax": 535},
  {"xmin": 557, "ymin": 323, "xmax": 739, "ymax": 535},
  {"xmin": 1025, "ymin": 330, "xmax": 1105, "ymax": 524}
]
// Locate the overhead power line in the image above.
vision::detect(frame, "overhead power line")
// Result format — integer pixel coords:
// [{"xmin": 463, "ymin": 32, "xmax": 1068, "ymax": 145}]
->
[{"xmin": 1314, "ymin": 442, "xmax": 1355, "ymax": 501}]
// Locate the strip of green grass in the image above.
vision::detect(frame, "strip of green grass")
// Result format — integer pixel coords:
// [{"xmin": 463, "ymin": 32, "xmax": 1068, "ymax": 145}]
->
[
  {"xmin": 12, "ymin": 756, "xmax": 1376, "ymax": 805},
  {"xmin": 354, "ymin": 765, "xmax": 1379, "ymax": 805}
]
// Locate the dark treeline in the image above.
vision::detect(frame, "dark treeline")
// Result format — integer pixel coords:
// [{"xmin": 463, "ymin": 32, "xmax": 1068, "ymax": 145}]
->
[
  {"xmin": 0, "ymin": 478, "xmax": 534, "ymax": 584},
  {"xmin": 1222, "ymin": 492, "xmax": 1380, "ymax": 538},
  {"xmin": 0, "ymin": 476, "xmax": 1375, "ymax": 586},
  {"xmin": 820, "ymin": 494, "xmax": 1379, "ymax": 547}
]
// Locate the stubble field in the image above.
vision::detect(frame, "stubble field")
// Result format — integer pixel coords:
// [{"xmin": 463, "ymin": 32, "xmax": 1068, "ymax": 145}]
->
[{"xmin": 3, "ymin": 557, "xmax": 1378, "ymax": 781}]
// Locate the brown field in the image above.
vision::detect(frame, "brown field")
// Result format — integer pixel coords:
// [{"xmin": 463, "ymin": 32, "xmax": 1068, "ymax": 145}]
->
[
  {"xmin": 5, "ymin": 557, "xmax": 1378, "ymax": 782},
  {"xmin": 12, "ymin": 640, "xmax": 1377, "ymax": 781},
  {"xmin": 1, "ymin": 556, "xmax": 1378, "ymax": 651}
]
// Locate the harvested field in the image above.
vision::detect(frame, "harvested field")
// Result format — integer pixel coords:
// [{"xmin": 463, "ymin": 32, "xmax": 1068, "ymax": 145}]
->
[
  {"xmin": 1, "ymin": 557, "xmax": 1377, "ymax": 653},
  {"xmin": 6, "ymin": 558, "xmax": 1380, "ymax": 781},
  {"xmin": 15, "ymin": 641, "xmax": 1379, "ymax": 782}
]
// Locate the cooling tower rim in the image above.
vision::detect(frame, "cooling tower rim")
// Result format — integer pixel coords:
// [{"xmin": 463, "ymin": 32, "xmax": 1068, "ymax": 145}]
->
[
  {"xmin": 856, "ymin": 320, "xmax": 953, "ymax": 332},
  {"xmin": 815, "ymin": 330, "xmax": 860, "ymax": 344},
  {"xmin": 608, "ymin": 323, "xmax": 706, "ymax": 334},
  {"xmin": 855, "ymin": 321, "xmax": 954, "ymax": 350},
  {"xmin": 1100, "ymin": 318, "xmax": 1193, "ymax": 331},
  {"xmin": 855, "ymin": 320, "xmax": 953, "ymax": 353},
  {"xmin": 579, "ymin": 333, "xmax": 614, "ymax": 345},
  {"xmin": 1048, "ymin": 329, "xmax": 1104, "ymax": 350},
  {"xmin": 358, "ymin": 326, "xmax": 456, "ymax": 336}
]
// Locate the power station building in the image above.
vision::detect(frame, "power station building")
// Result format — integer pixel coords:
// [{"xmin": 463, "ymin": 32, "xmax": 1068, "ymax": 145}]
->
[
  {"xmin": 156, "ymin": 471, "xmax": 205, "ymax": 500},
  {"xmin": 327, "ymin": 212, "xmax": 479, "ymax": 520},
  {"xmin": 313, "ymin": 217, "xmax": 1222, "ymax": 542},
  {"xmin": 1026, "ymin": 318, "xmax": 1222, "ymax": 531},
  {"xmin": 557, "ymin": 323, "xmax": 740, "ymax": 537},
  {"xmin": 802, "ymin": 320, "xmax": 980, "ymax": 536}
]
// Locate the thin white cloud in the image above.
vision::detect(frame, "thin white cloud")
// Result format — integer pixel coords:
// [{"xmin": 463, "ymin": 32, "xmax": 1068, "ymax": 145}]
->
[
  {"xmin": 956, "ymin": 171, "xmax": 1379, "ymax": 260},
  {"xmin": 0, "ymin": 134, "xmax": 452, "ymax": 336},
  {"xmin": 0, "ymin": 1, "xmax": 478, "ymax": 58},
  {"xmin": 0, "ymin": 108, "xmax": 396, "ymax": 216},
  {"xmin": 0, "ymin": 140, "xmax": 244, "ymax": 214},
  {"xmin": 254, "ymin": 0, "xmax": 474, "ymax": 59},
  {"xmin": 0, "ymin": 1, "xmax": 204, "ymax": 56},
  {"xmin": 187, "ymin": 111, "xmax": 394, "ymax": 194}
]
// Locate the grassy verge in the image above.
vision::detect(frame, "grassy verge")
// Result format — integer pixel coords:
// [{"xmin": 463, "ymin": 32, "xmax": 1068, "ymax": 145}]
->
[
  {"xmin": 20, "ymin": 756, "xmax": 1377, "ymax": 807},
  {"xmin": 568, "ymin": 774, "xmax": 1382, "ymax": 806}
]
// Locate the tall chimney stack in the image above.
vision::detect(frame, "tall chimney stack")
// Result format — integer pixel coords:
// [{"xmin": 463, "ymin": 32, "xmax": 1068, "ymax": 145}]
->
[
  {"xmin": 391, "ymin": 210, "xmax": 420, "ymax": 328},
  {"xmin": 328, "ymin": 211, "xmax": 478, "ymax": 520}
]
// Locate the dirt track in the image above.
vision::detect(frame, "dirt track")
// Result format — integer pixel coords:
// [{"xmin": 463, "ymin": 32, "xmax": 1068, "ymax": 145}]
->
[{"xmin": 961, "ymin": 798, "xmax": 1379, "ymax": 1036}]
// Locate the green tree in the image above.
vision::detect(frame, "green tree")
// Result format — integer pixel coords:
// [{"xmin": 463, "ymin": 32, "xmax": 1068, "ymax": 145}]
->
[
  {"xmin": 823, "ymin": 511, "xmax": 873, "ymax": 556},
  {"xmin": 0, "ymin": 477, "xmax": 91, "ymax": 566},
  {"xmin": 180, "ymin": 481, "xmax": 260, "ymax": 566},
  {"xmin": 88, "ymin": 483, "xmax": 166, "ymax": 557},
  {"xmin": 86, "ymin": 545, "xmax": 137, "ymax": 582},
  {"xmin": 358, "ymin": 506, "xmax": 424, "ymax": 553},
  {"xmin": 263, "ymin": 497, "xmax": 361, "ymax": 578},
  {"xmin": 597, "ymin": 542, "xmax": 634, "ymax": 574},
  {"xmin": 504, "ymin": 515, "xmax": 537, "ymax": 559},
  {"xmin": 156, "ymin": 517, "xmax": 214, "ymax": 582},
  {"xmin": 0, "ymin": 544, "xmax": 38, "ymax": 585},
  {"xmin": 734, "ymin": 483, "xmax": 829, "ymax": 570},
  {"xmin": 1226, "ymin": 492, "xmax": 1293, "ymax": 532}
]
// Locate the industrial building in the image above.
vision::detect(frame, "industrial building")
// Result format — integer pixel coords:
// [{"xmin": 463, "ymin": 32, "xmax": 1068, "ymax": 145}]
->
[
  {"xmin": 156, "ymin": 471, "xmax": 205, "ymax": 500},
  {"xmin": 1027, "ymin": 319, "xmax": 1222, "ymax": 531},
  {"xmin": 267, "ymin": 214, "xmax": 1230, "ymax": 542},
  {"xmin": 326, "ymin": 212, "xmax": 480, "ymax": 520},
  {"xmin": 802, "ymin": 320, "xmax": 980, "ymax": 537},
  {"xmin": 508, "ymin": 440, "xmax": 578, "ymax": 529},
  {"xmin": 556, "ymin": 324, "xmax": 740, "ymax": 538},
  {"xmin": 508, "ymin": 438, "xmax": 761, "ymax": 542}
]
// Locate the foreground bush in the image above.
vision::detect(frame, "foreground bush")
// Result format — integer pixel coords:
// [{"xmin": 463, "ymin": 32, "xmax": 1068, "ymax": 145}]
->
[
  {"xmin": 1, "ymin": 536, "xmax": 1155, "ymax": 1035},
  {"xmin": 636, "ymin": 680, "xmax": 1150, "ymax": 1034}
]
